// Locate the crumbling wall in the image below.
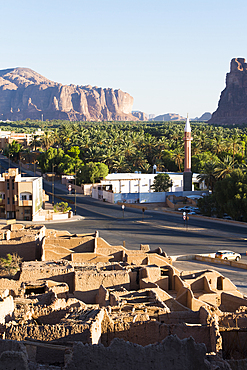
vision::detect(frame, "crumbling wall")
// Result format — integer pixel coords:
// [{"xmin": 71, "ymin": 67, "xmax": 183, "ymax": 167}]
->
[
  {"xmin": 5, "ymin": 323, "xmax": 91, "ymax": 343},
  {"xmin": 0, "ymin": 296, "xmax": 14, "ymax": 324},
  {"xmin": 19, "ymin": 262, "xmax": 75, "ymax": 291},
  {"xmin": 74, "ymin": 270, "xmax": 130, "ymax": 303},
  {"xmin": 71, "ymin": 253, "xmax": 110, "ymax": 263},
  {"xmin": 101, "ymin": 320, "xmax": 213, "ymax": 352},
  {"xmin": 64, "ymin": 336, "xmax": 210, "ymax": 370},
  {"xmin": 90, "ymin": 308, "xmax": 108, "ymax": 344},
  {"xmin": 221, "ymin": 329, "xmax": 247, "ymax": 360},
  {"xmin": 0, "ymin": 279, "xmax": 21, "ymax": 296},
  {"xmin": 158, "ymin": 310, "xmax": 201, "ymax": 324},
  {"xmin": 220, "ymin": 311, "xmax": 247, "ymax": 328},
  {"xmin": 220, "ymin": 292, "xmax": 247, "ymax": 312},
  {"xmin": 94, "ymin": 237, "xmax": 125, "ymax": 257},
  {"xmin": 0, "ymin": 241, "xmax": 38, "ymax": 261},
  {"xmin": 44, "ymin": 236, "xmax": 95, "ymax": 251}
]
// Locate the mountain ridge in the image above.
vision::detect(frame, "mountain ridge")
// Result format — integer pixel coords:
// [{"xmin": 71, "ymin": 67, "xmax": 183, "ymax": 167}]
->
[{"xmin": 0, "ymin": 67, "xmax": 137, "ymax": 121}]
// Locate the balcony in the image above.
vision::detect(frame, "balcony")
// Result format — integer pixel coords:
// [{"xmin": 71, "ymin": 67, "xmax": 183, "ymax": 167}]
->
[{"xmin": 19, "ymin": 200, "xmax": 33, "ymax": 207}]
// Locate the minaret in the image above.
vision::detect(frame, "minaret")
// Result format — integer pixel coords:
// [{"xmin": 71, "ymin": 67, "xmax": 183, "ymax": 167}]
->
[{"xmin": 183, "ymin": 114, "xmax": 193, "ymax": 191}]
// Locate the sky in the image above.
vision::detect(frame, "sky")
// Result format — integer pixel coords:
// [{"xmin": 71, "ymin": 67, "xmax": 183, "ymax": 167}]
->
[{"xmin": 1, "ymin": 0, "xmax": 247, "ymax": 118}]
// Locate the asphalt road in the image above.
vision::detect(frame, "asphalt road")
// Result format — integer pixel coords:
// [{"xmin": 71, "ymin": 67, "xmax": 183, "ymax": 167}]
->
[
  {"xmin": 2, "ymin": 157, "xmax": 247, "ymax": 295},
  {"xmin": 43, "ymin": 181, "xmax": 247, "ymax": 254},
  {"xmin": 42, "ymin": 182, "xmax": 247, "ymax": 295}
]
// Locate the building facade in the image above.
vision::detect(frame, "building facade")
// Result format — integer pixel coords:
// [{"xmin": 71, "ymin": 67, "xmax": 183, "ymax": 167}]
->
[
  {"xmin": 92, "ymin": 172, "xmax": 205, "ymax": 204},
  {"xmin": 0, "ymin": 168, "xmax": 43, "ymax": 221}
]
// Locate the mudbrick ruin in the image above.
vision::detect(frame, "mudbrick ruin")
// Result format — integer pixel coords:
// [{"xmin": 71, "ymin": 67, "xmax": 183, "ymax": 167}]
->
[{"xmin": 0, "ymin": 224, "xmax": 247, "ymax": 369}]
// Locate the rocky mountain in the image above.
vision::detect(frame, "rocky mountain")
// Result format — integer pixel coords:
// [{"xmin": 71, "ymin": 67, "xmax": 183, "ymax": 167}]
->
[
  {"xmin": 150, "ymin": 112, "xmax": 212, "ymax": 122},
  {"xmin": 191, "ymin": 112, "xmax": 212, "ymax": 121},
  {"xmin": 132, "ymin": 111, "xmax": 148, "ymax": 120},
  {"xmin": 0, "ymin": 68, "xmax": 137, "ymax": 121},
  {"xmin": 152, "ymin": 113, "xmax": 185, "ymax": 121},
  {"xmin": 208, "ymin": 58, "xmax": 247, "ymax": 125}
]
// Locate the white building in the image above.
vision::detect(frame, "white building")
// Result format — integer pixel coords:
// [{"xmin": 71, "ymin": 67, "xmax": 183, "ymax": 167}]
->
[{"xmin": 92, "ymin": 172, "xmax": 205, "ymax": 204}]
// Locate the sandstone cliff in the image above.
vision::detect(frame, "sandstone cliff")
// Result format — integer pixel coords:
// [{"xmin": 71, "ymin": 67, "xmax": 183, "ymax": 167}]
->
[
  {"xmin": 208, "ymin": 58, "xmax": 247, "ymax": 125},
  {"xmin": 0, "ymin": 68, "xmax": 137, "ymax": 121}
]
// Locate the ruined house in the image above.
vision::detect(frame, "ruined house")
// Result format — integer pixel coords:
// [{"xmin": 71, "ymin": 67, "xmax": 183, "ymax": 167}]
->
[{"xmin": 0, "ymin": 224, "xmax": 247, "ymax": 369}]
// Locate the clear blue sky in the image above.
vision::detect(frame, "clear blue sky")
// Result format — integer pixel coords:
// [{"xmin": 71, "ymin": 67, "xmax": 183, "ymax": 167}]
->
[{"xmin": 1, "ymin": 0, "xmax": 247, "ymax": 118}]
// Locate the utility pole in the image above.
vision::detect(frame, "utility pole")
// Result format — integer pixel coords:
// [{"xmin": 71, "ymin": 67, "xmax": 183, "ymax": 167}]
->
[{"xmin": 52, "ymin": 163, "xmax": 54, "ymax": 206}]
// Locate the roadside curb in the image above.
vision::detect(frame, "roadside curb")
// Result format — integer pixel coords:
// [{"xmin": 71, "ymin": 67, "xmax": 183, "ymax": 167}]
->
[{"xmin": 171, "ymin": 253, "xmax": 247, "ymax": 270}]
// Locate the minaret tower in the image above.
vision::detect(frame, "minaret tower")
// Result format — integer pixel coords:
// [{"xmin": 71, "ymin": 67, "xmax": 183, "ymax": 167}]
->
[{"xmin": 183, "ymin": 114, "xmax": 193, "ymax": 191}]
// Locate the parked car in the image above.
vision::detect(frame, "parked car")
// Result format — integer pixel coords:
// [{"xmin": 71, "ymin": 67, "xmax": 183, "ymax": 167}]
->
[
  {"xmin": 215, "ymin": 250, "xmax": 241, "ymax": 261},
  {"xmin": 187, "ymin": 211, "xmax": 197, "ymax": 215},
  {"xmin": 223, "ymin": 214, "xmax": 232, "ymax": 220},
  {"xmin": 193, "ymin": 207, "xmax": 201, "ymax": 214},
  {"xmin": 177, "ymin": 206, "xmax": 195, "ymax": 212}
]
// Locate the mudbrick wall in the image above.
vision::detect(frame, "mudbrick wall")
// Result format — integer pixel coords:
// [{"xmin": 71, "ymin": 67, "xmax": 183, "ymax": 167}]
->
[
  {"xmin": 74, "ymin": 270, "xmax": 130, "ymax": 303},
  {"xmin": 64, "ymin": 336, "xmax": 211, "ymax": 370},
  {"xmin": 101, "ymin": 320, "xmax": 214, "ymax": 352},
  {"xmin": 5, "ymin": 323, "xmax": 92, "ymax": 343},
  {"xmin": 0, "ymin": 336, "xmax": 240, "ymax": 370}
]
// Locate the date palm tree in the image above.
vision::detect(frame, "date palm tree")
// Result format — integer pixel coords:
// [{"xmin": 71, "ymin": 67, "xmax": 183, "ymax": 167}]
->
[
  {"xmin": 214, "ymin": 156, "xmax": 236, "ymax": 180},
  {"xmin": 40, "ymin": 131, "xmax": 53, "ymax": 151},
  {"xmin": 171, "ymin": 147, "xmax": 184, "ymax": 172},
  {"xmin": 197, "ymin": 160, "xmax": 218, "ymax": 192}
]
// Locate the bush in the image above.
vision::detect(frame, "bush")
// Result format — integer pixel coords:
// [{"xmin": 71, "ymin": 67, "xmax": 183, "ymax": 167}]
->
[
  {"xmin": 0, "ymin": 253, "xmax": 22, "ymax": 277},
  {"xmin": 53, "ymin": 202, "xmax": 71, "ymax": 213}
]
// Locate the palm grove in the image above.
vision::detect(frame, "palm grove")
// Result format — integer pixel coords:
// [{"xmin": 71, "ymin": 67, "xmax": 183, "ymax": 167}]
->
[{"xmin": 2, "ymin": 119, "xmax": 247, "ymax": 221}]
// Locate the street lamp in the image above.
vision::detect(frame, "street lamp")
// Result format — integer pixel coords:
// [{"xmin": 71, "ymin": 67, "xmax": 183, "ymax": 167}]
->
[{"xmin": 74, "ymin": 167, "xmax": 77, "ymax": 215}]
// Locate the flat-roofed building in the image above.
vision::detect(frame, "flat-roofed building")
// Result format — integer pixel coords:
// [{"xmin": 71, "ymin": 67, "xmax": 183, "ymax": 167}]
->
[{"xmin": 0, "ymin": 168, "xmax": 43, "ymax": 221}]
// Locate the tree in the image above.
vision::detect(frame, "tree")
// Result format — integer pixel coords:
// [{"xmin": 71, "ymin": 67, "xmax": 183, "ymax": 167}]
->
[
  {"xmin": 54, "ymin": 202, "xmax": 71, "ymax": 213},
  {"xmin": 214, "ymin": 169, "xmax": 247, "ymax": 221},
  {"xmin": 197, "ymin": 194, "xmax": 222, "ymax": 217},
  {"xmin": 30, "ymin": 135, "xmax": 41, "ymax": 151},
  {"xmin": 214, "ymin": 156, "xmax": 236, "ymax": 180},
  {"xmin": 151, "ymin": 173, "xmax": 172, "ymax": 192},
  {"xmin": 77, "ymin": 162, "xmax": 109, "ymax": 184},
  {"xmin": 40, "ymin": 131, "xmax": 53, "ymax": 150},
  {"xmin": 192, "ymin": 152, "xmax": 219, "ymax": 173},
  {"xmin": 197, "ymin": 160, "xmax": 218, "ymax": 192},
  {"xmin": 4, "ymin": 141, "xmax": 23, "ymax": 162},
  {"xmin": 0, "ymin": 253, "xmax": 22, "ymax": 277},
  {"xmin": 171, "ymin": 147, "xmax": 184, "ymax": 172}
]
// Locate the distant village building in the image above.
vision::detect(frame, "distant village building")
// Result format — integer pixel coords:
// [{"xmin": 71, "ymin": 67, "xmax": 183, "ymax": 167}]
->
[
  {"xmin": 0, "ymin": 129, "xmax": 44, "ymax": 151},
  {"xmin": 91, "ymin": 172, "xmax": 205, "ymax": 204},
  {"xmin": 0, "ymin": 168, "xmax": 44, "ymax": 221}
]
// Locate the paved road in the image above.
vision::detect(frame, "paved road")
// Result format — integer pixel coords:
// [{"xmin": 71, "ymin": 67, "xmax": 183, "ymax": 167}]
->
[
  {"xmin": 43, "ymin": 181, "xmax": 247, "ymax": 254},
  {"xmin": 2, "ymin": 157, "xmax": 247, "ymax": 295},
  {"xmin": 42, "ymin": 182, "xmax": 247, "ymax": 295}
]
